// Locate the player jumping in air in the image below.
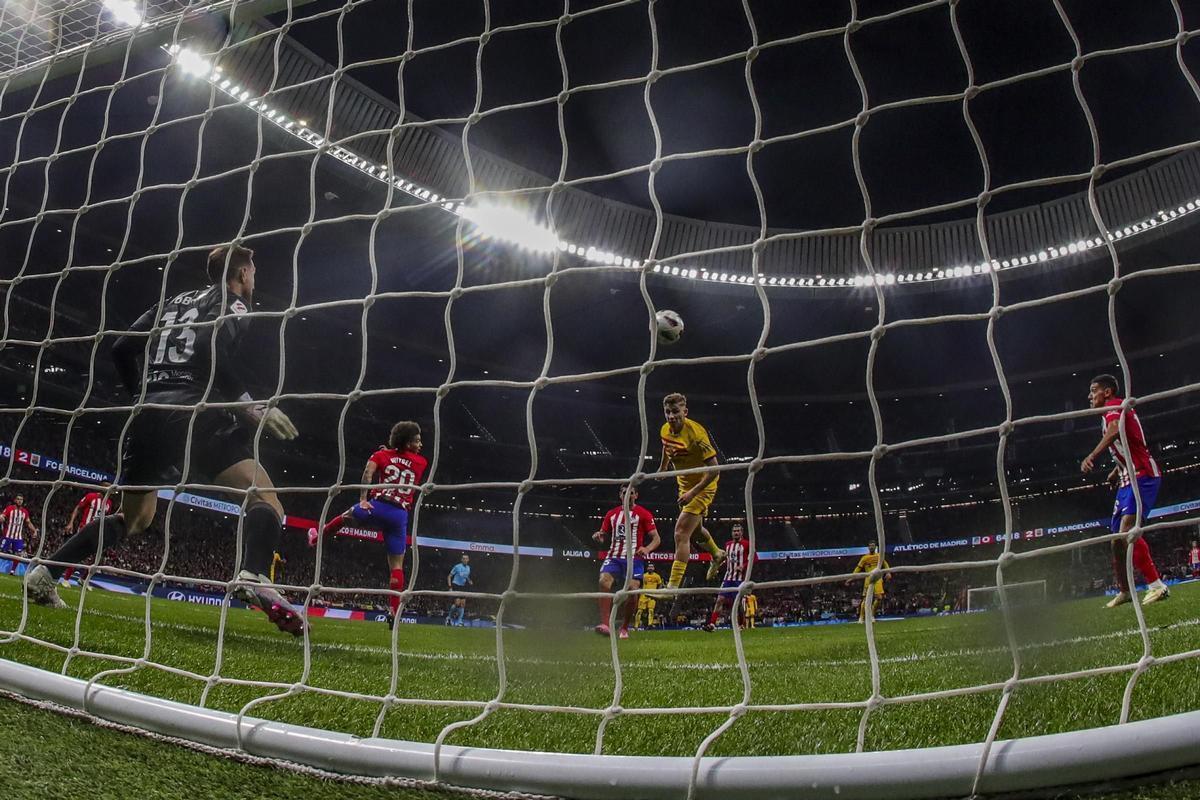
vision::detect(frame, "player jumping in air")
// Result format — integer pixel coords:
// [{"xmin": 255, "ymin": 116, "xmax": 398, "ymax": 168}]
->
[
  {"xmin": 25, "ymin": 246, "xmax": 305, "ymax": 635},
  {"xmin": 60, "ymin": 483, "xmax": 116, "ymax": 585},
  {"xmin": 308, "ymin": 421, "xmax": 427, "ymax": 628},
  {"xmin": 592, "ymin": 484, "xmax": 661, "ymax": 638},
  {"xmin": 634, "ymin": 562, "xmax": 663, "ymax": 629},
  {"xmin": 704, "ymin": 521, "xmax": 752, "ymax": 632},
  {"xmin": 846, "ymin": 541, "xmax": 890, "ymax": 622},
  {"xmin": 0, "ymin": 494, "xmax": 38, "ymax": 577},
  {"xmin": 1081, "ymin": 375, "xmax": 1170, "ymax": 607},
  {"xmin": 658, "ymin": 393, "xmax": 724, "ymax": 595}
]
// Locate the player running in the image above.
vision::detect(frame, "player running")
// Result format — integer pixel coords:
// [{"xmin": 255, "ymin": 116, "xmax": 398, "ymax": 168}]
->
[
  {"xmin": 1081, "ymin": 375, "xmax": 1170, "ymax": 607},
  {"xmin": 25, "ymin": 246, "xmax": 305, "ymax": 635},
  {"xmin": 593, "ymin": 484, "xmax": 660, "ymax": 638},
  {"xmin": 704, "ymin": 522, "xmax": 751, "ymax": 631},
  {"xmin": 634, "ymin": 562, "xmax": 663, "ymax": 629},
  {"xmin": 658, "ymin": 393, "xmax": 724, "ymax": 593},
  {"xmin": 60, "ymin": 484, "xmax": 116, "ymax": 585},
  {"xmin": 308, "ymin": 421, "xmax": 427, "ymax": 627},
  {"xmin": 846, "ymin": 541, "xmax": 890, "ymax": 622},
  {"xmin": 0, "ymin": 494, "xmax": 38, "ymax": 577}
]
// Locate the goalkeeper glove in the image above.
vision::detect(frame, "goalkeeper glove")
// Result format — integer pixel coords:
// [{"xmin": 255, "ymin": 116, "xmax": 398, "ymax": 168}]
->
[{"xmin": 261, "ymin": 407, "xmax": 298, "ymax": 440}]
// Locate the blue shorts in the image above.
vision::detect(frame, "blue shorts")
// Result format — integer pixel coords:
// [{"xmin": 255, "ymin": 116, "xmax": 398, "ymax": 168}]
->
[
  {"xmin": 720, "ymin": 579, "xmax": 742, "ymax": 601},
  {"xmin": 0, "ymin": 538, "xmax": 25, "ymax": 555},
  {"xmin": 600, "ymin": 558, "xmax": 644, "ymax": 582},
  {"xmin": 350, "ymin": 500, "xmax": 410, "ymax": 556},
  {"xmin": 1111, "ymin": 476, "xmax": 1161, "ymax": 532}
]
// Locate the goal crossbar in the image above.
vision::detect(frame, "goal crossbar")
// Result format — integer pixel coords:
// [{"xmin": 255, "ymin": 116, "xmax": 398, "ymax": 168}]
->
[{"xmin": 3, "ymin": 657, "xmax": 1198, "ymax": 800}]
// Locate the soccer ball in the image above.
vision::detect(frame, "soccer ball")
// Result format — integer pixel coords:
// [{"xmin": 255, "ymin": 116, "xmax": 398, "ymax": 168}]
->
[{"xmin": 656, "ymin": 309, "xmax": 684, "ymax": 345}]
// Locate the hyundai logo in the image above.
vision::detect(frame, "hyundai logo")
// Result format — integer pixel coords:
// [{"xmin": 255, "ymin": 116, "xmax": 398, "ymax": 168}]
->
[{"xmin": 167, "ymin": 590, "xmax": 185, "ymax": 601}]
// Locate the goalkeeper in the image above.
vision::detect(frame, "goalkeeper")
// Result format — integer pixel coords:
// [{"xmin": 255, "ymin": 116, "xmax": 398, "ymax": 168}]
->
[{"xmin": 26, "ymin": 246, "xmax": 305, "ymax": 636}]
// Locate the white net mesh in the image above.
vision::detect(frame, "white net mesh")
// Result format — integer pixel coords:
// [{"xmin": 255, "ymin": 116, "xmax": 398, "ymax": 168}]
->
[{"xmin": 3, "ymin": 1, "xmax": 1200, "ymax": 797}]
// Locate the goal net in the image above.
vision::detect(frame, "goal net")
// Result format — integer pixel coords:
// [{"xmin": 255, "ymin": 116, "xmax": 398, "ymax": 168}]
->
[
  {"xmin": 966, "ymin": 580, "xmax": 1046, "ymax": 613},
  {"xmin": 3, "ymin": 1, "xmax": 1200, "ymax": 798}
]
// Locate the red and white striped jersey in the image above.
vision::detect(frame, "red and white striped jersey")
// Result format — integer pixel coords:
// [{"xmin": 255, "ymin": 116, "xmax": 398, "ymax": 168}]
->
[
  {"xmin": 77, "ymin": 492, "xmax": 113, "ymax": 529},
  {"xmin": 601, "ymin": 504, "xmax": 657, "ymax": 558},
  {"xmin": 2, "ymin": 505, "xmax": 30, "ymax": 540},
  {"xmin": 1102, "ymin": 399, "xmax": 1160, "ymax": 485},
  {"xmin": 723, "ymin": 538, "xmax": 751, "ymax": 582},
  {"xmin": 1189, "ymin": 546, "xmax": 1200, "ymax": 566}
]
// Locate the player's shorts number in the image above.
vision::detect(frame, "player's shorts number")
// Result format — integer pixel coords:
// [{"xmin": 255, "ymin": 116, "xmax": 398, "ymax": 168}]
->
[{"xmin": 153, "ymin": 308, "xmax": 199, "ymax": 365}]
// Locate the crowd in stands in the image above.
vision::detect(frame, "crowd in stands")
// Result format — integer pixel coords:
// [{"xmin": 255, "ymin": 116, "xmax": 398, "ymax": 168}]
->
[{"xmin": 3, "ymin": 447, "xmax": 1198, "ymax": 629}]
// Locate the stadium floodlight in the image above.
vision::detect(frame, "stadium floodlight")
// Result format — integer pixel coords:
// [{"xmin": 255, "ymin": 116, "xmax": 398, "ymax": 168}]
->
[
  {"xmin": 102, "ymin": 0, "xmax": 143, "ymax": 27},
  {"xmin": 174, "ymin": 47, "xmax": 211, "ymax": 78},
  {"xmin": 459, "ymin": 202, "xmax": 559, "ymax": 253}
]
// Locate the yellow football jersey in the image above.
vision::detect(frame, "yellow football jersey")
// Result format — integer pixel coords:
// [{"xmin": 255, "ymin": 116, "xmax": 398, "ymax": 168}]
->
[
  {"xmin": 744, "ymin": 594, "xmax": 758, "ymax": 615},
  {"xmin": 853, "ymin": 552, "xmax": 888, "ymax": 592},
  {"xmin": 642, "ymin": 571, "xmax": 664, "ymax": 591},
  {"xmin": 660, "ymin": 418, "xmax": 718, "ymax": 490}
]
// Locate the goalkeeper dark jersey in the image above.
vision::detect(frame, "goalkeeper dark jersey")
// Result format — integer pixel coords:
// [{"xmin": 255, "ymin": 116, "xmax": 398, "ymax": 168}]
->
[{"xmin": 111, "ymin": 285, "xmax": 251, "ymax": 404}]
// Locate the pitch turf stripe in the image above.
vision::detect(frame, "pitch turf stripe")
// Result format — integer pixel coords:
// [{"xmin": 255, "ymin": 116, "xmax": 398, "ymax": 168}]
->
[{"xmin": 1, "ymin": 589, "xmax": 1195, "ymax": 672}]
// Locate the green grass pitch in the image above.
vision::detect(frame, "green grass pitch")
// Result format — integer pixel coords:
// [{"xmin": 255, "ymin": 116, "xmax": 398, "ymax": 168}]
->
[{"xmin": 0, "ymin": 576, "xmax": 1198, "ymax": 798}]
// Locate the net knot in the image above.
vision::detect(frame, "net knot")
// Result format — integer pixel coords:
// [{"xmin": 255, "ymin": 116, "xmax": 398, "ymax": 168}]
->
[
  {"xmin": 749, "ymin": 138, "xmax": 765, "ymax": 154},
  {"xmin": 999, "ymin": 420, "xmax": 1014, "ymax": 436},
  {"xmin": 869, "ymin": 324, "xmax": 885, "ymax": 342},
  {"xmin": 640, "ymin": 361, "xmax": 656, "ymax": 376},
  {"xmin": 544, "ymin": 272, "xmax": 559, "ymax": 287},
  {"xmin": 1178, "ymin": 29, "xmax": 1193, "ymax": 45},
  {"xmin": 467, "ymin": 112, "xmax": 482, "ymax": 126},
  {"xmin": 855, "ymin": 110, "xmax": 870, "ymax": 127},
  {"xmin": 649, "ymin": 158, "xmax": 663, "ymax": 174},
  {"xmin": 647, "ymin": 69, "xmax": 663, "ymax": 85},
  {"xmin": 748, "ymin": 458, "xmax": 763, "ymax": 474},
  {"xmin": 533, "ymin": 376, "xmax": 551, "ymax": 390},
  {"xmin": 746, "ymin": 45, "xmax": 760, "ymax": 62},
  {"xmin": 730, "ymin": 703, "xmax": 748, "ymax": 718},
  {"xmin": 436, "ymin": 384, "xmax": 451, "ymax": 399},
  {"xmin": 402, "ymin": 50, "xmax": 415, "ymax": 62},
  {"xmin": 1071, "ymin": 55, "xmax": 1085, "ymax": 72},
  {"xmin": 557, "ymin": 91, "xmax": 570, "ymax": 105},
  {"xmin": 518, "ymin": 479, "xmax": 534, "ymax": 494},
  {"xmin": 964, "ymin": 84, "xmax": 980, "ymax": 100},
  {"xmin": 558, "ymin": 12, "xmax": 573, "ymax": 26},
  {"xmin": 752, "ymin": 346, "xmax": 768, "ymax": 361},
  {"xmin": 977, "ymin": 189, "xmax": 992, "ymax": 207},
  {"xmin": 1107, "ymin": 276, "xmax": 1124, "ymax": 295},
  {"xmin": 846, "ymin": 19, "xmax": 863, "ymax": 34},
  {"xmin": 871, "ymin": 443, "xmax": 888, "ymax": 459},
  {"xmin": 1090, "ymin": 164, "xmax": 1107, "ymax": 180}
]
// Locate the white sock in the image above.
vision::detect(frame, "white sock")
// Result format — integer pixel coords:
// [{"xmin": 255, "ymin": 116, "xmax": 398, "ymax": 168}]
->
[{"xmin": 1149, "ymin": 579, "xmax": 1167, "ymax": 591}]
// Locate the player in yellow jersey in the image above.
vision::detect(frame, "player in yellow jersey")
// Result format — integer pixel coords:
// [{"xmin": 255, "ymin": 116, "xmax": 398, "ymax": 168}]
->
[
  {"xmin": 658, "ymin": 392, "xmax": 724, "ymax": 591},
  {"xmin": 634, "ymin": 563, "xmax": 663, "ymax": 629},
  {"xmin": 742, "ymin": 592, "xmax": 758, "ymax": 628},
  {"xmin": 846, "ymin": 541, "xmax": 890, "ymax": 622}
]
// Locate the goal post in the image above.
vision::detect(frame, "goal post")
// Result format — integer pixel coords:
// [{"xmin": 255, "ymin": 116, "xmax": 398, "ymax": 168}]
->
[
  {"xmin": 3, "ymin": 0, "xmax": 1200, "ymax": 798},
  {"xmin": 966, "ymin": 580, "xmax": 1047, "ymax": 613},
  {"xmin": 3, "ymin": 657, "xmax": 1200, "ymax": 800}
]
